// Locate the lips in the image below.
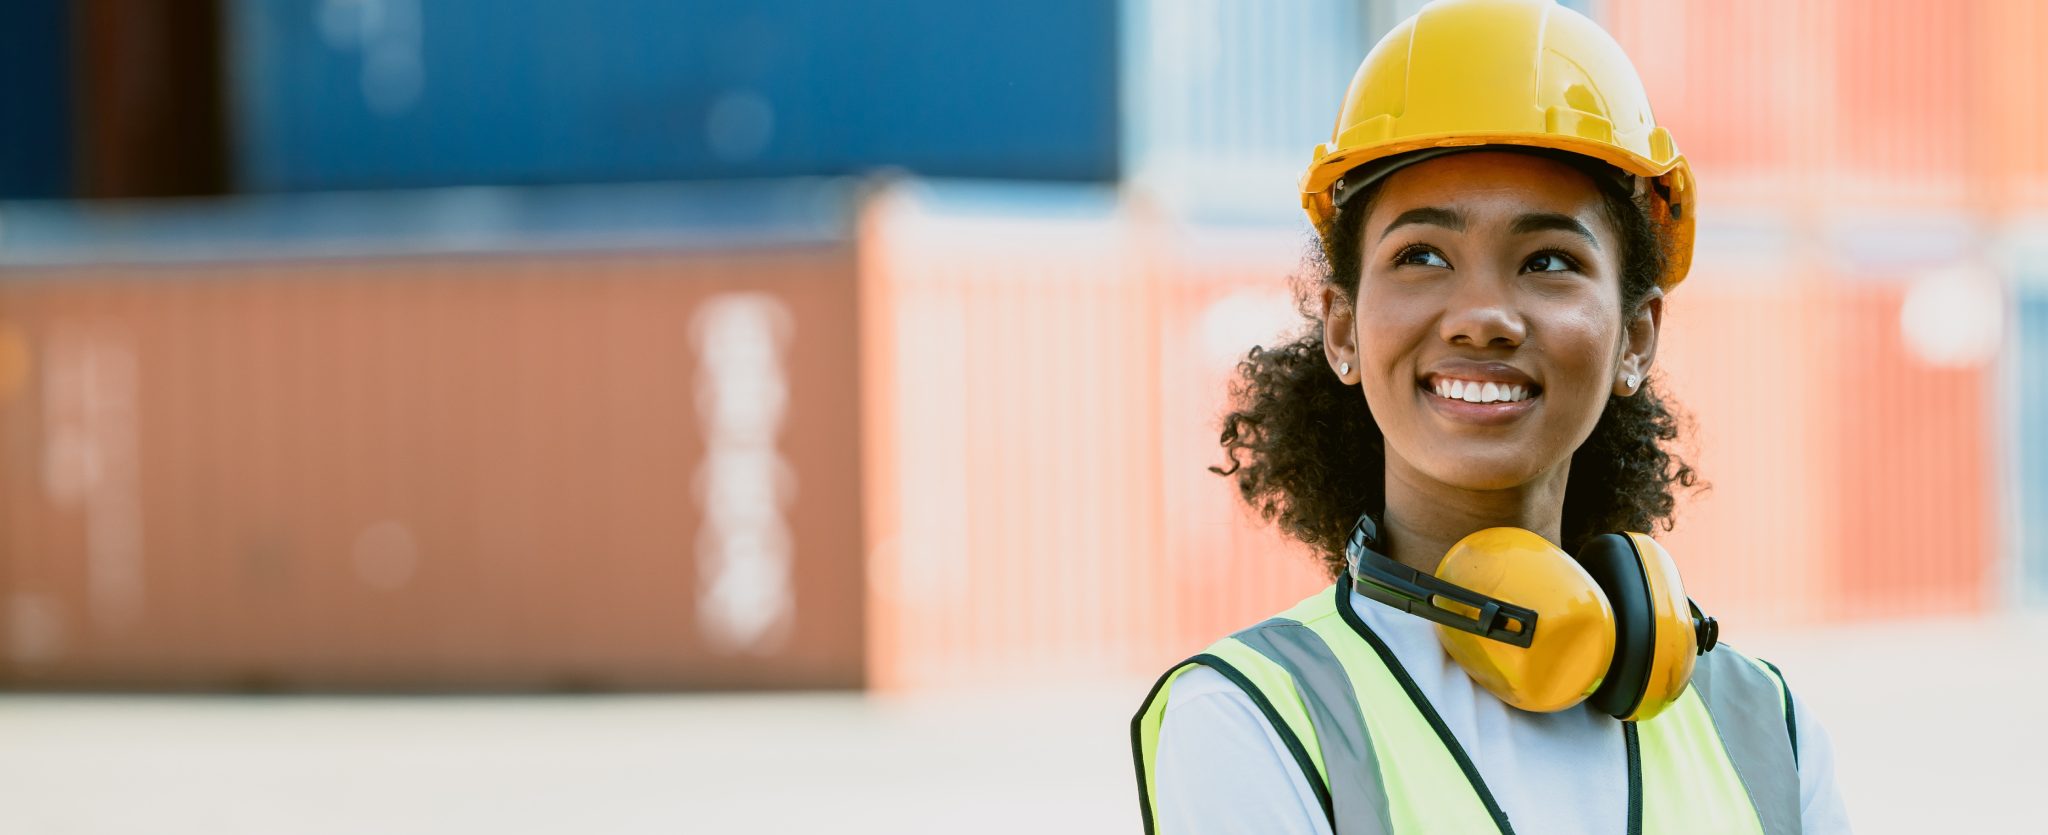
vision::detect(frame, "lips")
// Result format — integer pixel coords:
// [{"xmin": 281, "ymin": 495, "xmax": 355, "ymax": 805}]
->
[
  {"xmin": 1429, "ymin": 377, "xmax": 1532, "ymax": 404},
  {"xmin": 1418, "ymin": 362, "xmax": 1541, "ymax": 426}
]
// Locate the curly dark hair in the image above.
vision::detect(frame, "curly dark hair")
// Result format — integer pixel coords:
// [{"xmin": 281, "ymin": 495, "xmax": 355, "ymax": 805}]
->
[{"xmin": 1211, "ymin": 160, "xmax": 1703, "ymax": 580}]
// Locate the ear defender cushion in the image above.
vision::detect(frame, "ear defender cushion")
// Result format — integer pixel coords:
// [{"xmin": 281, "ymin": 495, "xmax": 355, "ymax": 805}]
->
[{"xmin": 1575, "ymin": 534, "xmax": 1656, "ymax": 720}]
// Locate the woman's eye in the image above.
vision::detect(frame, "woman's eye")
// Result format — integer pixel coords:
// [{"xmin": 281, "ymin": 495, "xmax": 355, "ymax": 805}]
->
[
  {"xmin": 1396, "ymin": 246, "xmax": 1450, "ymax": 268},
  {"xmin": 1523, "ymin": 252, "xmax": 1578, "ymax": 273}
]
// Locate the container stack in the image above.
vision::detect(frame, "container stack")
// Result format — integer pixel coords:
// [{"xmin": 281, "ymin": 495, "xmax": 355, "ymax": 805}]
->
[{"xmin": 0, "ymin": 0, "xmax": 2033, "ymax": 693}]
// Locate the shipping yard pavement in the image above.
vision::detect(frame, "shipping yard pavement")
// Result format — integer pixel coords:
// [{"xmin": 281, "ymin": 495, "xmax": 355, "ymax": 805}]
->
[{"xmin": 1, "ymin": 612, "xmax": 2039, "ymax": 834}]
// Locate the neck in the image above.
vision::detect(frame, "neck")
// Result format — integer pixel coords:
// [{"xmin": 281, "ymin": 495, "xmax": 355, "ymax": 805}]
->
[{"xmin": 1377, "ymin": 456, "xmax": 1570, "ymax": 574}]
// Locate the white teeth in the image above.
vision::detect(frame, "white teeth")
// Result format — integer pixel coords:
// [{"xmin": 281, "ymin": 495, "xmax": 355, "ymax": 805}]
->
[{"xmin": 1431, "ymin": 378, "xmax": 1534, "ymax": 404}]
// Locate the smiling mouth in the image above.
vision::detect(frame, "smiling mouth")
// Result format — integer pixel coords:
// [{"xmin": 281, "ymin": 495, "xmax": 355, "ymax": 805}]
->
[{"xmin": 1421, "ymin": 376, "xmax": 1540, "ymax": 404}]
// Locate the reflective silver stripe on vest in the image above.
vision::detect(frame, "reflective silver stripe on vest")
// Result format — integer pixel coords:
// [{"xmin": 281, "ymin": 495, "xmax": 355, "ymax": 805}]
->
[
  {"xmin": 1692, "ymin": 650, "xmax": 1802, "ymax": 835},
  {"xmin": 1233, "ymin": 618, "xmax": 1395, "ymax": 835}
]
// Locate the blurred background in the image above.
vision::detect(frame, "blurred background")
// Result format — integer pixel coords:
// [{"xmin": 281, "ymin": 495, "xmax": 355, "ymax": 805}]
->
[{"xmin": 0, "ymin": 0, "xmax": 2041, "ymax": 832}]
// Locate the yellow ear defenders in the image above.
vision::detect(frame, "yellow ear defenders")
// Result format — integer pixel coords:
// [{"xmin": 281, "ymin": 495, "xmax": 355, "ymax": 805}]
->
[{"xmin": 1346, "ymin": 514, "xmax": 1719, "ymax": 722}]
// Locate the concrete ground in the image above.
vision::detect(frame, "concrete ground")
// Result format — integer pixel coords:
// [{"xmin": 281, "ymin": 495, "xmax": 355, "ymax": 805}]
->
[{"xmin": 0, "ymin": 613, "xmax": 2039, "ymax": 834}]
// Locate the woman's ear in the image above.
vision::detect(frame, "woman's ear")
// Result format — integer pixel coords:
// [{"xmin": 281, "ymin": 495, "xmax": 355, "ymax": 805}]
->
[
  {"xmin": 1615, "ymin": 288, "xmax": 1664, "ymax": 396},
  {"xmin": 1322, "ymin": 286, "xmax": 1359, "ymax": 384}
]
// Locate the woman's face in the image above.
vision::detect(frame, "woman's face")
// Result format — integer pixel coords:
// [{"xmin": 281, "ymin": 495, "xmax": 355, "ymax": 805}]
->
[{"xmin": 1324, "ymin": 151, "xmax": 1661, "ymax": 493}]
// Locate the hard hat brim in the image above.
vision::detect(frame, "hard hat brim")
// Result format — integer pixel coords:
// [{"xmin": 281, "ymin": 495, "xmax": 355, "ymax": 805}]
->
[{"xmin": 1301, "ymin": 133, "xmax": 1696, "ymax": 290}]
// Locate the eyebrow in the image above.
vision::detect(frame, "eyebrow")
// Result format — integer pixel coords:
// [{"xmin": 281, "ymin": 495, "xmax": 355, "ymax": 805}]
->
[
  {"xmin": 1508, "ymin": 212, "xmax": 1601, "ymax": 250},
  {"xmin": 1378, "ymin": 207, "xmax": 1464, "ymax": 241},
  {"xmin": 1378, "ymin": 206, "xmax": 1601, "ymax": 251}
]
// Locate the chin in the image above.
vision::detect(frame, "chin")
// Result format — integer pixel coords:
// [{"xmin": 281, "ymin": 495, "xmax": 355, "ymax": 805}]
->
[{"xmin": 1421, "ymin": 455, "xmax": 1553, "ymax": 493}]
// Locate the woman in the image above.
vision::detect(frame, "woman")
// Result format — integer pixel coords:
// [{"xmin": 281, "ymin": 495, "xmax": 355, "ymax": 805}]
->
[{"xmin": 1132, "ymin": 1, "xmax": 1850, "ymax": 833}]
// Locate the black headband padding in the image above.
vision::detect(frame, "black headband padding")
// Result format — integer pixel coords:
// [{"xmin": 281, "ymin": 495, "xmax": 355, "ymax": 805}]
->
[
  {"xmin": 1331, "ymin": 145, "xmax": 1641, "ymax": 214},
  {"xmin": 1577, "ymin": 533, "xmax": 1655, "ymax": 720}
]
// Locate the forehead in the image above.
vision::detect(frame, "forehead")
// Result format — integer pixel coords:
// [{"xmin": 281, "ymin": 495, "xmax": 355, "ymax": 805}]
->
[{"xmin": 1367, "ymin": 151, "xmax": 1611, "ymax": 229}]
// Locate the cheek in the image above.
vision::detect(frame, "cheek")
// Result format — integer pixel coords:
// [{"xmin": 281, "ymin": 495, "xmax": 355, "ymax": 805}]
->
[
  {"xmin": 1542, "ymin": 307, "xmax": 1625, "ymax": 415},
  {"xmin": 1351, "ymin": 297, "xmax": 1431, "ymax": 392},
  {"xmin": 1548, "ymin": 304, "xmax": 1613, "ymax": 372}
]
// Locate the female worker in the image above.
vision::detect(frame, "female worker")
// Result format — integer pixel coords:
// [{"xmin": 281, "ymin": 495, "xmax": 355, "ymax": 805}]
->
[{"xmin": 1131, "ymin": 1, "xmax": 1850, "ymax": 832}]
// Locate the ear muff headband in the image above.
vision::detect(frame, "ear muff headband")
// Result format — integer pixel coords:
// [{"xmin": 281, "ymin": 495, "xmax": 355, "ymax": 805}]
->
[{"xmin": 1345, "ymin": 515, "xmax": 1539, "ymax": 647}]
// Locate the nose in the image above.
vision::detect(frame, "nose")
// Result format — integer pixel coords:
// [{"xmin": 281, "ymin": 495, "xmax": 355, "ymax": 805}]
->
[{"xmin": 1439, "ymin": 271, "xmax": 1526, "ymax": 349}]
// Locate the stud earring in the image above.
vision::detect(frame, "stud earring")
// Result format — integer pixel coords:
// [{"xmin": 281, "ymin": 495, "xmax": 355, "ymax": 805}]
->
[
  {"xmin": 1339, "ymin": 361, "xmax": 1350, "ymax": 376},
  {"xmin": 1625, "ymin": 374, "xmax": 1639, "ymax": 388}
]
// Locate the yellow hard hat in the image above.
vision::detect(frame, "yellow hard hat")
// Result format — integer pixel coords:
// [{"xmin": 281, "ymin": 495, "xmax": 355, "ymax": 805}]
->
[{"xmin": 1301, "ymin": 0, "xmax": 1696, "ymax": 289}]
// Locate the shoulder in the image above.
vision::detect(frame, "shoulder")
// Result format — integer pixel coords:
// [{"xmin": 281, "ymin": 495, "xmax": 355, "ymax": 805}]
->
[
  {"xmin": 1697, "ymin": 644, "xmax": 1795, "ymax": 711},
  {"xmin": 1153, "ymin": 665, "xmax": 1332, "ymax": 835},
  {"xmin": 1697, "ymin": 647, "xmax": 1854, "ymax": 833},
  {"xmin": 1163, "ymin": 664, "xmax": 1251, "ymax": 708},
  {"xmin": 1689, "ymin": 645, "xmax": 1801, "ymax": 769}
]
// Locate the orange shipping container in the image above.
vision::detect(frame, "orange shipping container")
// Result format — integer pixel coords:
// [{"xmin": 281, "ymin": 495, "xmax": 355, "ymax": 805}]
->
[
  {"xmin": 1606, "ymin": 0, "xmax": 2048, "ymax": 213},
  {"xmin": 1654, "ymin": 269, "xmax": 1997, "ymax": 628},
  {"xmin": 857, "ymin": 186, "xmax": 1174, "ymax": 692},
  {"xmin": 0, "ymin": 248, "xmax": 867, "ymax": 690}
]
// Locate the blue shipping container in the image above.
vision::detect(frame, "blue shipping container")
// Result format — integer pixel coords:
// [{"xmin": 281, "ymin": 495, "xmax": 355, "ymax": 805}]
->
[
  {"xmin": 227, "ymin": 0, "xmax": 1118, "ymax": 192},
  {"xmin": 2019, "ymin": 281, "xmax": 2048, "ymax": 604},
  {"xmin": 0, "ymin": 0, "xmax": 74, "ymax": 198}
]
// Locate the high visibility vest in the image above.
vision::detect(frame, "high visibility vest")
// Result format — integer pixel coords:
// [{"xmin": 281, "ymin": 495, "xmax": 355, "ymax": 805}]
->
[{"xmin": 1133, "ymin": 579, "xmax": 1803, "ymax": 834}]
